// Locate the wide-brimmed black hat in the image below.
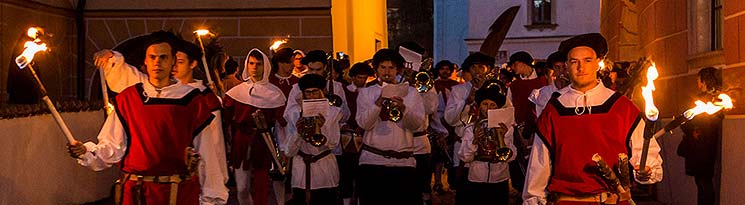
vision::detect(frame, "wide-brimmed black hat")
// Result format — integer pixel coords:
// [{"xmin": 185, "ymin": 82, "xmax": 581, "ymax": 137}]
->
[
  {"xmin": 508, "ymin": 51, "xmax": 534, "ymax": 67},
  {"xmin": 558, "ymin": 33, "xmax": 608, "ymax": 59},
  {"xmin": 298, "ymin": 74, "xmax": 327, "ymax": 91},
  {"xmin": 461, "ymin": 52, "xmax": 495, "ymax": 72},
  {"xmin": 301, "ymin": 50, "xmax": 328, "ymax": 65}
]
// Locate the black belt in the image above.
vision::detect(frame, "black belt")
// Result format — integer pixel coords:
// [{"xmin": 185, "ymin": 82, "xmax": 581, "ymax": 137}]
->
[
  {"xmin": 361, "ymin": 144, "xmax": 413, "ymax": 159},
  {"xmin": 297, "ymin": 150, "xmax": 332, "ymax": 205}
]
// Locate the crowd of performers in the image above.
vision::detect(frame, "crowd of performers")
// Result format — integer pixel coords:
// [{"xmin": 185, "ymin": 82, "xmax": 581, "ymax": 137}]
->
[{"xmin": 66, "ymin": 30, "xmax": 664, "ymax": 205}]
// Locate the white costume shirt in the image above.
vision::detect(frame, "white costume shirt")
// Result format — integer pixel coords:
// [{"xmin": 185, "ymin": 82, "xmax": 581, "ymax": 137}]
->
[
  {"xmin": 413, "ymin": 87, "xmax": 438, "ymax": 154},
  {"xmin": 77, "ymin": 81, "xmax": 229, "ymax": 205},
  {"xmin": 458, "ymin": 123, "xmax": 517, "ymax": 183},
  {"xmin": 284, "ymin": 105, "xmax": 342, "ymax": 189},
  {"xmin": 522, "ymin": 82, "xmax": 663, "ymax": 205},
  {"xmin": 356, "ymin": 82, "xmax": 427, "ymax": 167}
]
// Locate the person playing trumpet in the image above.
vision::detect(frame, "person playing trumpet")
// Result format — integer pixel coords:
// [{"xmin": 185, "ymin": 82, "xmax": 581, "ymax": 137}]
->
[
  {"xmin": 356, "ymin": 49, "xmax": 426, "ymax": 205},
  {"xmin": 457, "ymin": 82, "xmax": 516, "ymax": 205},
  {"xmin": 283, "ymin": 74, "xmax": 343, "ymax": 205}
]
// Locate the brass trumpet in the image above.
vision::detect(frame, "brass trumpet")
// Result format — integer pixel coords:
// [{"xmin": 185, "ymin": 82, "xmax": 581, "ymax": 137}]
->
[
  {"xmin": 473, "ymin": 118, "xmax": 512, "ymax": 163},
  {"xmin": 298, "ymin": 116, "xmax": 327, "ymax": 147},
  {"xmin": 382, "ymin": 98, "xmax": 402, "ymax": 122}
]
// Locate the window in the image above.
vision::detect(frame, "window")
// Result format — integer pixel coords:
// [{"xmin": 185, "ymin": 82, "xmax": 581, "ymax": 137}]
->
[
  {"xmin": 530, "ymin": 0, "xmax": 552, "ymax": 25},
  {"xmin": 712, "ymin": 0, "xmax": 722, "ymax": 50}
]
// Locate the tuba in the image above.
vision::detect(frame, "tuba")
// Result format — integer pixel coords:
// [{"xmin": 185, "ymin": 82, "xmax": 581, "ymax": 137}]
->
[
  {"xmin": 298, "ymin": 115, "xmax": 328, "ymax": 147},
  {"xmin": 473, "ymin": 118, "xmax": 513, "ymax": 163}
]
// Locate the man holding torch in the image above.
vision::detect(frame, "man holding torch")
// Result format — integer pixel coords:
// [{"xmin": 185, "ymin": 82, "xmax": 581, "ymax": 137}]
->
[
  {"xmin": 67, "ymin": 32, "xmax": 229, "ymax": 205},
  {"xmin": 523, "ymin": 33, "xmax": 663, "ymax": 205}
]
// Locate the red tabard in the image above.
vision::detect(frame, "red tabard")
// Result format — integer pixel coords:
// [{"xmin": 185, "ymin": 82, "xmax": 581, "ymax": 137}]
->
[
  {"xmin": 536, "ymin": 92, "xmax": 641, "ymax": 195},
  {"xmin": 222, "ymin": 95, "xmax": 280, "ymax": 170},
  {"xmin": 343, "ymin": 85, "xmax": 360, "ymax": 128},
  {"xmin": 434, "ymin": 79, "xmax": 459, "ymax": 103},
  {"xmin": 509, "ymin": 76, "xmax": 548, "ymax": 124},
  {"xmin": 114, "ymin": 84, "xmax": 220, "ymax": 205},
  {"xmin": 222, "ymin": 94, "xmax": 280, "ymax": 205},
  {"xmin": 268, "ymin": 74, "xmax": 298, "ymax": 126}
]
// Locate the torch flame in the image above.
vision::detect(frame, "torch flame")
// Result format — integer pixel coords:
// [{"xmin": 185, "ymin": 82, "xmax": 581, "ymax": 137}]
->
[
  {"xmin": 598, "ymin": 60, "xmax": 605, "ymax": 71},
  {"xmin": 15, "ymin": 41, "xmax": 48, "ymax": 69},
  {"xmin": 194, "ymin": 29, "xmax": 210, "ymax": 36},
  {"xmin": 27, "ymin": 27, "xmax": 40, "ymax": 39},
  {"xmin": 683, "ymin": 94, "xmax": 734, "ymax": 120},
  {"xmin": 269, "ymin": 39, "xmax": 287, "ymax": 51},
  {"xmin": 641, "ymin": 63, "xmax": 659, "ymax": 121}
]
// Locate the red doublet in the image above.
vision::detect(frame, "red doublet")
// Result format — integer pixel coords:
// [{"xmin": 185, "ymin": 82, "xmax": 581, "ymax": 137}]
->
[
  {"xmin": 536, "ymin": 92, "xmax": 640, "ymax": 196},
  {"xmin": 343, "ymin": 85, "xmax": 360, "ymax": 128},
  {"xmin": 114, "ymin": 84, "xmax": 221, "ymax": 205},
  {"xmin": 434, "ymin": 79, "xmax": 459, "ymax": 103},
  {"xmin": 509, "ymin": 76, "xmax": 549, "ymax": 124},
  {"xmin": 222, "ymin": 94, "xmax": 280, "ymax": 205},
  {"xmin": 268, "ymin": 74, "xmax": 298, "ymax": 126}
]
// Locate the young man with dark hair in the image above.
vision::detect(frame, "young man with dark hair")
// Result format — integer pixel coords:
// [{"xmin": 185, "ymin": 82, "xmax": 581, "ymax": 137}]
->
[
  {"xmin": 430, "ymin": 60, "xmax": 461, "ymax": 195},
  {"xmin": 283, "ymin": 74, "xmax": 343, "ymax": 205},
  {"xmin": 267, "ymin": 47, "xmax": 300, "ymax": 204},
  {"xmin": 504, "ymin": 51, "xmax": 550, "ymax": 196},
  {"xmin": 68, "ymin": 31, "xmax": 228, "ymax": 205},
  {"xmin": 678, "ymin": 67, "xmax": 723, "ymax": 205},
  {"xmin": 457, "ymin": 82, "xmax": 516, "ymax": 205},
  {"xmin": 221, "ymin": 57, "xmax": 241, "ymax": 91},
  {"xmin": 356, "ymin": 49, "xmax": 426, "ymax": 205},
  {"xmin": 529, "ymin": 51, "xmax": 570, "ymax": 118},
  {"xmin": 338, "ymin": 62, "xmax": 375, "ymax": 205},
  {"xmin": 223, "ymin": 48, "xmax": 288, "ymax": 205},
  {"xmin": 444, "ymin": 52, "xmax": 504, "ymax": 196}
]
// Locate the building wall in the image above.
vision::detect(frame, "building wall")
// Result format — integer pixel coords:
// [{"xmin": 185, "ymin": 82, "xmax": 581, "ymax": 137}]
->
[
  {"xmin": 433, "ymin": 0, "xmax": 468, "ymax": 64},
  {"xmin": 0, "ymin": 111, "xmax": 118, "ymax": 204},
  {"xmin": 465, "ymin": 0, "xmax": 600, "ymax": 62},
  {"xmin": 331, "ymin": 0, "xmax": 388, "ymax": 63},
  {"xmin": 0, "ymin": 0, "xmax": 78, "ymax": 103},
  {"xmin": 602, "ymin": 0, "xmax": 745, "ymax": 204}
]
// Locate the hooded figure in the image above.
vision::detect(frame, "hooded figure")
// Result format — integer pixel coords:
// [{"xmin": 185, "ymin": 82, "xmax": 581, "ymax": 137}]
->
[
  {"xmin": 226, "ymin": 48, "xmax": 286, "ymax": 107},
  {"xmin": 223, "ymin": 48, "xmax": 287, "ymax": 205}
]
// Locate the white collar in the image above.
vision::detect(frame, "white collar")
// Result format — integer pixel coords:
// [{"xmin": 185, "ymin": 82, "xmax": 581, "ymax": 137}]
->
[{"xmin": 520, "ymin": 69, "xmax": 538, "ymax": 80}]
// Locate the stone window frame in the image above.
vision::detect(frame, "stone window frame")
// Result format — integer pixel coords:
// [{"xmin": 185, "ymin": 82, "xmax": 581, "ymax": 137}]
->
[{"xmin": 525, "ymin": 0, "xmax": 558, "ymax": 30}]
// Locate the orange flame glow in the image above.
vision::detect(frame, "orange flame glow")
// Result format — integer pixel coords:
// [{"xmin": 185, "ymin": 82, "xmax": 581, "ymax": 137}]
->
[
  {"xmin": 15, "ymin": 41, "xmax": 48, "ymax": 69},
  {"xmin": 641, "ymin": 63, "xmax": 659, "ymax": 121},
  {"xmin": 598, "ymin": 60, "xmax": 605, "ymax": 71},
  {"xmin": 194, "ymin": 29, "xmax": 211, "ymax": 36},
  {"xmin": 269, "ymin": 39, "xmax": 287, "ymax": 51},
  {"xmin": 683, "ymin": 94, "xmax": 734, "ymax": 120},
  {"xmin": 27, "ymin": 27, "xmax": 40, "ymax": 39}
]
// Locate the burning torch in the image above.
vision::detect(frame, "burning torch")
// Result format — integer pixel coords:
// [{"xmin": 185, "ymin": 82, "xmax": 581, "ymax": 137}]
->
[
  {"xmin": 638, "ymin": 63, "xmax": 734, "ymax": 173},
  {"xmin": 638, "ymin": 63, "xmax": 659, "ymax": 176},
  {"xmin": 193, "ymin": 29, "xmax": 223, "ymax": 95},
  {"xmin": 16, "ymin": 27, "xmax": 76, "ymax": 143},
  {"xmin": 269, "ymin": 39, "xmax": 287, "ymax": 53}
]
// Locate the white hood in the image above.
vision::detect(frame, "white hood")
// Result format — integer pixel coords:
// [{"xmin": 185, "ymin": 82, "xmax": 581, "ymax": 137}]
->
[{"xmin": 226, "ymin": 48, "xmax": 286, "ymax": 108}]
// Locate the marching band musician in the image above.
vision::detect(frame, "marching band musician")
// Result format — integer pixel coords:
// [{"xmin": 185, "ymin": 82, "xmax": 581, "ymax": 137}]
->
[
  {"xmin": 223, "ymin": 48, "xmax": 287, "ymax": 205},
  {"xmin": 339, "ymin": 62, "xmax": 376, "ymax": 205},
  {"xmin": 523, "ymin": 33, "xmax": 663, "ymax": 205},
  {"xmin": 283, "ymin": 74, "xmax": 343, "ymax": 205},
  {"xmin": 444, "ymin": 52, "xmax": 509, "ymax": 194},
  {"xmin": 356, "ymin": 49, "xmax": 426, "ymax": 205},
  {"xmin": 458, "ymin": 81, "xmax": 516, "ymax": 205}
]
